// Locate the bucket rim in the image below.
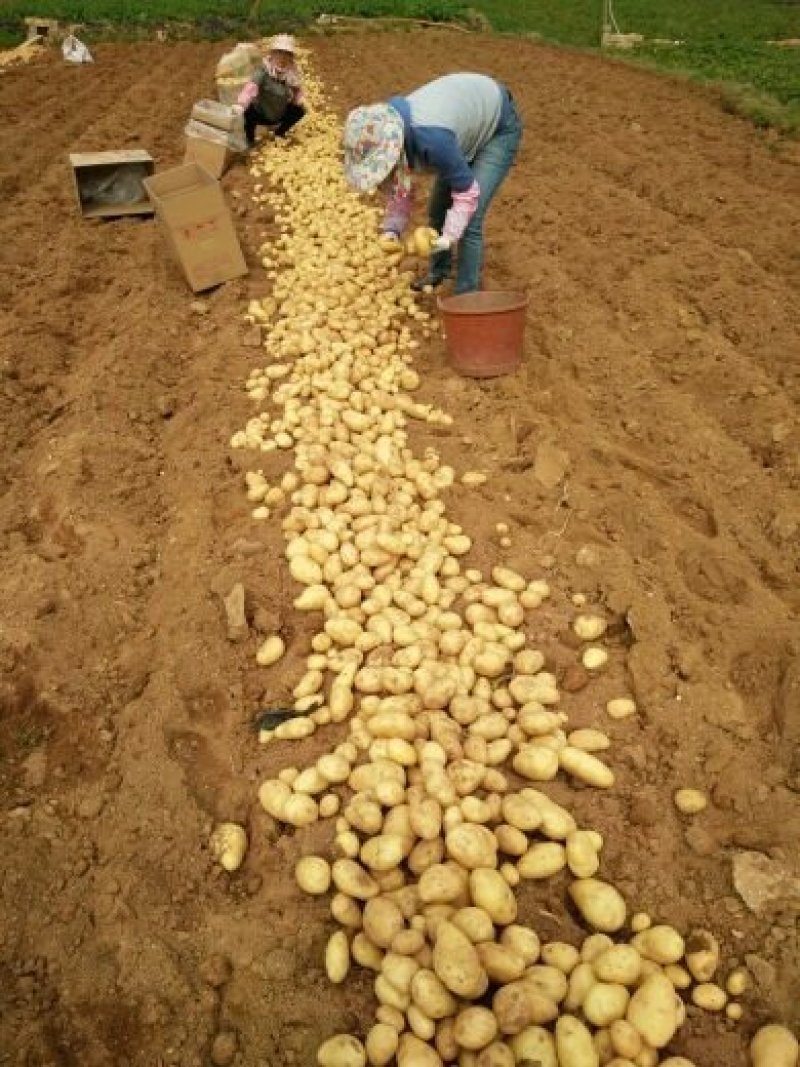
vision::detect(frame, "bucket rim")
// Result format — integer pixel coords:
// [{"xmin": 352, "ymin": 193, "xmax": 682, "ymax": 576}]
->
[{"xmin": 436, "ymin": 290, "xmax": 529, "ymax": 316}]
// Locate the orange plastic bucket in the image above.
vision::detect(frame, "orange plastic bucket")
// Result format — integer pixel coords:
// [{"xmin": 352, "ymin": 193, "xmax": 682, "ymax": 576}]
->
[{"xmin": 437, "ymin": 290, "xmax": 529, "ymax": 378}]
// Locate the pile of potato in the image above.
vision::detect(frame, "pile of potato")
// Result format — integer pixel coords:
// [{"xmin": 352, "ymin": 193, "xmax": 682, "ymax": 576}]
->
[{"xmin": 230, "ymin": 61, "xmax": 798, "ymax": 1067}]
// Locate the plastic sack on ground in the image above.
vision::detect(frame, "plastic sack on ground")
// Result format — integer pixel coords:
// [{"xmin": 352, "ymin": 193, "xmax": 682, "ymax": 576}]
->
[
  {"xmin": 62, "ymin": 34, "xmax": 93, "ymax": 64},
  {"xmin": 79, "ymin": 165, "xmax": 149, "ymax": 208},
  {"xmin": 215, "ymin": 42, "xmax": 262, "ymax": 104}
]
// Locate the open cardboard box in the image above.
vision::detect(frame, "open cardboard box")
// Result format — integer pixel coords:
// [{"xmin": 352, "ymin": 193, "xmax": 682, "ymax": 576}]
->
[
  {"xmin": 69, "ymin": 150, "xmax": 155, "ymax": 219},
  {"xmin": 143, "ymin": 162, "xmax": 247, "ymax": 292},
  {"xmin": 183, "ymin": 135, "xmax": 235, "ymax": 181}
]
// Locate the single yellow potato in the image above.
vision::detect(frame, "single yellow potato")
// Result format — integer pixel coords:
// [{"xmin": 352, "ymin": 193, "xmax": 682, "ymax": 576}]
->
[
  {"xmin": 750, "ymin": 1024, "xmax": 799, "ymax": 1067},
  {"xmin": 209, "ymin": 823, "xmax": 247, "ymax": 872},
  {"xmin": 295, "ymin": 855, "xmax": 331, "ymax": 895},
  {"xmin": 674, "ymin": 788, "xmax": 708, "ymax": 815},
  {"xmin": 626, "ymin": 973, "xmax": 681, "ymax": 1049},
  {"xmin": 317, "ymin": 1034, "xmax": 367, "ymax": 1067},
  {"xmin": 569, "ymin": 879, "xmax": 627, "ymax": 932}
]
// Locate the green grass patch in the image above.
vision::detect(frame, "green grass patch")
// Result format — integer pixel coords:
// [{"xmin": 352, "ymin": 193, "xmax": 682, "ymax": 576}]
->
[{"xmin": 1, "ymin": 0, "xmax": 797, "ymax": 131}]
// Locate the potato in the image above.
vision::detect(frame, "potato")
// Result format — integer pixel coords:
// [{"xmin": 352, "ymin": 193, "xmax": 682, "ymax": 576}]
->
[
  {"xmin": 361, "ymin": 834, "xmax": 407, "ymax": 871},
  {"xmin": 609, "ymin": 1019, "xmax": 642, "ymax": 1060},
  {"xmin": 366, "ymin": 1023, "xmax": 399, "ymax": 1067},
  {"xmin": 631, "ymin": 926, "xmax": 685, "ymax": 965},
  {"xmin": 521, "ymin": 790, "xmax": 576, "ymax": 839},
  {"xmin": 352, "ymin": 932, "xmax": 384, "ymax": 971},
  {"xmin": 509, "ymin": 1025, "xmax": 558, "ymax": 1067},
  {"xmin": 593, "ymin": 946, "xmax": 641, "ymax": 986},
  {"xmin": 726, "ymin": 967, "xmax": 749, "ymax": 997},
  {"xmin": 452, "ymin": 906, "xmax": 495, "ymax": 944},
  {"xmin": 684, "ymin": 929, "xmax": 719, "ymax": 982},
  {"xmin": 317, "ymin": 1034, "xmax": 367, "ymax": 1067},
  {"xmin": 493, "ymin": 980, "xmax": 558, "ymax": 1035},
  {"xmin": 209, "ymin": 823, "xmax": 247, "ymax": 872},
  {"xmin": 396, "ymin": 1032, "xmax": 443, "ymax": 1066},
  {"xmin": 569, "ymin": 880, "xmax": 627, "ymax": 933},
  {"xmin": 494, "ymin": 823, "xmax": 529, "ymax": 857},
  {"xmin": 501, "ymin": 793, "xmax": 543, "ymax": 832},
  {"xmin": 606, "ymin": 697, "xmax": 637, "ymax": 719},
  {"xmin": 555, "ymin": 1014, "xmax": 599, "ymax": 1067},
  {"xmin": 375, "ymin": 972, "xmax": 410, "ymax": 1012},
  {"xmin": 454, "ymin": 1007, "xmax": 498, "ymax": 1051},
  {"xmin": 541, "ymin": 941, "xmax": 580, "ymax": 975},
  {"xmin": 256, "ymin": 634, "xmax": 286, "ymax": 666},
  {"xmin": 475, "ymin": 1042, "xmax": 514, "ymax": 1067},
  {"xmin": 566, "ymin": 830, "xmax": 601, "ymax": 879},
  {"xmin": 332, "ymin": 859, "xmax": 380, "ymax": 900},
  {"xmin": 673, "ymin": 787, "xmax": 707, "ymax": 815},
  {"xmin": 433, "ymin": 921, "xmax": 488, "ymax": 999},
  {"xmin": 410, "ymin": 968, "xmax": 458, "ymax": 1020},
  {"xmin": 750, "ymin": 1025, "xmax": 798, "ymax": 1067},
  {"xmin": 626, "ymin": 974, "xmax": 680, "ymax": 1049},
  {"xmin": 363, "ymin": 897, "xmax": 405, "ymax": 948},
  {"xmin": 409, "ymin": 839, "xmax": 445, "ymax": 877},
  {"xmin": 326, "ymin": 930, "xmax": 350, "ymax": 984},
  {"xmin": 567, "ymin": 728, "xmax": 611, "ymax": 753},
  {"xmin": 582, "ymin": 982, "xmax": 630, "ymax": 1026},
  {"xmin": 581, "ymin": 647, "xmax": 608, "ymax": 670},
  {"xmin": 469, "ymin": 868, "xmax": 517, "ymax": 926},
  {"xmin": 296, "ymin": 856, "xmax": 331, "ymax": 895},
  {"xmin": 691, "ymin": 983, "xmax": 727, "ymax": 1011},
  {"xmin": 407, "ymin": 1004, "xmax": 435, "ymax": 1042},
  {"xmin": 501, "ymin": 925, "xmax": 540, "ymax": 965},
  {"xmin": 476, "ymin": 942, "xmax": 526, "ymax": 984},
  {"xmin": 382, "ymin": 952, "xmax": 419, "ymax": 995},
  {"xmin": 518, "ymin": 843, "xmax": 567, "ymax": 880},
  {"xmin": 446, "ymin": 824, "xmax": 498, "ymax": 870},
  {"xmin": 564, "ymin": 961, "xmax": 596, "ymax": 1012},
  {"xmin": 573, "ymin": 615, "xmax": 607, "ymax": 641},
  {"xmin": 332, "ymin": 894, "xmax": 363, "ymax": 935},
  {"xmin": 419, "ymin": 864, "xmax": 466, "ymax": 905},
  {"xmin": 559, "ymin": 747, "xmax": 614, "ymax": 789}
]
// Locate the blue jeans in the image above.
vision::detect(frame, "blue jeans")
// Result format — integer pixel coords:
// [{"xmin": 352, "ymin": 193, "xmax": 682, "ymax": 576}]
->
[{"xmin": 428, "ymin": 89, "xmax": 523, "ymax": 294}]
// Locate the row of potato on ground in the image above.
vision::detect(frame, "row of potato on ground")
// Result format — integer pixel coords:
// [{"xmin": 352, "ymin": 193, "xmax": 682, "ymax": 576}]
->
[{"xmin": 213, "ymin": 63, "xmax": 798, "ymax": 1067}]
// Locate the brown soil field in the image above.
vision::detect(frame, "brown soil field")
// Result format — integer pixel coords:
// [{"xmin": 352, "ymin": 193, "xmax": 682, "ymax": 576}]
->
[{"xmin": 0, "ymin": 31, "xmax": 798, "ymax": 1067}]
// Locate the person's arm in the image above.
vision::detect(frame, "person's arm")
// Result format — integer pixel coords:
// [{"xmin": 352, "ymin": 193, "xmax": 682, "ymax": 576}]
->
[
  {"xmin": 413, "ymin": 128, "xmax": 480, "ymax": 243},
  {"xmin": 237, "ymin": 69, "xmax": 262, "ymax": 109}
]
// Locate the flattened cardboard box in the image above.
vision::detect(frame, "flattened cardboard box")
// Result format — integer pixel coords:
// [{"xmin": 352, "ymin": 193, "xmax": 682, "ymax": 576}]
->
[
  {"xmin": 69, "ymin": 149, "xmax": 155, "ymax": 219},
  {"xmin": 183, "ymin": 135, "xmax": 234, "ymax": 180},
  {"xmin": 143, "ymin": 163, "xmax": 247, "ymax": 292}
]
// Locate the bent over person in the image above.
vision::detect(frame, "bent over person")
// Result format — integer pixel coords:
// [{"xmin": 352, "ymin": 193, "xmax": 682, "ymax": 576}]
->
[{"xmin": 343, "ymin": 72, "xmax": 523, "ymax": 294}]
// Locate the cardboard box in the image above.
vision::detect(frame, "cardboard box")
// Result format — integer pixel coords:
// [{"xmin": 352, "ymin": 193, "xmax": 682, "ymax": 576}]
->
[
  {"xmin": 190, "ymin": 99, "xmax": 240, "ymax": 133},
  {"xmin": 184, "ymin": 134, "xmax": 234, "ymax": 180},
  {"xmin": 69, "ymin": 150, "xmax": 155, "ymax": 219},
  {"xmin": 143, "ymin": 162, "xmax": 248, "ymax": 292}
]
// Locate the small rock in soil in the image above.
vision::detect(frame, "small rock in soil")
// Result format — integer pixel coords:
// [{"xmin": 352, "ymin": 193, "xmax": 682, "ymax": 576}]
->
[
  {"xmin": 733, "ymin": 851, "xmax": 800, "ymax": 913},
  {"xmin": 533, "ymin": 441, "xmax": 570, "ymax": 489},
  {"xmin": 76, "ymin": 794, "xmax": 104, "ymax": 819},
  {"xmin": 222, "ymin": 583, "xmax": 248, "ymax": 643},
  {"xmin": 199, "ymin": 954, "xmax": 233, "ymax": 989}
]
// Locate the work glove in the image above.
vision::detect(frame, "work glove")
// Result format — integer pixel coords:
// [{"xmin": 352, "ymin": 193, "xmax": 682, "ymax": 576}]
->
[{"xmin": 431, "ymin": 234, "xmax": 453, "ymax": 254}]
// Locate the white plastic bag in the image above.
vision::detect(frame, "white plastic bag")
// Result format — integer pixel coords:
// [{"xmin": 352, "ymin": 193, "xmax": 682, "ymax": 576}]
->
[
  {"xmin": 215, "ymin": 42, "xmax": 262, "ymax": 104},
  {"xmin": 62, "ymin": 34, "xmax": 93, "ymax": 64}
]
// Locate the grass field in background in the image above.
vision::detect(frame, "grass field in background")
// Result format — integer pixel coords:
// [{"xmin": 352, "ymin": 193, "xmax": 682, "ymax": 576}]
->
[{"xmin": 1, "ymin": 0, "xmax": 798, "ymax": 130}]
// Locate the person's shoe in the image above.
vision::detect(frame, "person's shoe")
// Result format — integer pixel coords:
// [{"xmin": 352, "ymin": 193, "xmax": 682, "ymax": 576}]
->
[{"xmin": 411, "ymin": 269, "xmax": 449, "ymax": 293}]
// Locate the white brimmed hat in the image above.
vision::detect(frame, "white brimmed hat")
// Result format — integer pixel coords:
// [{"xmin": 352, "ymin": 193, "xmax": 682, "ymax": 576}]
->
[{"xmin": 270, "ymin": 34, "xmax": 297, "ymax": 53}]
